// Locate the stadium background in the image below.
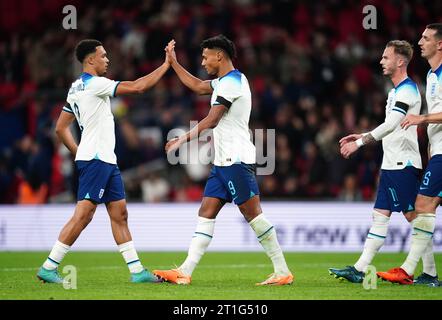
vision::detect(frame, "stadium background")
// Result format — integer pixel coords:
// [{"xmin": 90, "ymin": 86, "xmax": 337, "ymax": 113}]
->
[
  {"xmin": 1, "ymin": 1, "xmax": 442, "ymax": 303},
  {"xmin": 0, "ymin": 0, "xmax": 441, "ymax": 252}
]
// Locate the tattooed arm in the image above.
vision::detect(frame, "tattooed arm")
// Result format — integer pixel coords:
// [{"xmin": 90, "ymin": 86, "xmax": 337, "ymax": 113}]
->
[
  {"xmin": 340, "ymin": 134, "xmax": 376, "ymax": 159},
  {"xmin": 340, "ymin": 102, "xmax": 409, "ymax": 159},
  {"xmin": 360, "ymin": 133, "xmax": 376, "ymax": 146}
]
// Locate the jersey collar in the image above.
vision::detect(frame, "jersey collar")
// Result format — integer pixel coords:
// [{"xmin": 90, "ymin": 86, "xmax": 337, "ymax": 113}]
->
[
  {"xmin": 80, "ymin": 72, "xmax": 94, "ymax": 84},
  {"xmin": 219, "ymin": 69, "xmax": 239, "ymax": 80},
  {"xmin": 394, "ymin": 77, "xmax": 411, "ymax": 90},
  {"xmin": 432, "ymin": 63, "xmax": 442, "ymax": 78}
]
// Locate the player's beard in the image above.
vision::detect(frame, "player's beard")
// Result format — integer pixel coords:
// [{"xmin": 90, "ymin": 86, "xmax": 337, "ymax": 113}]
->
[
  {"xmin": 421, "ymin": 48, "xmax": 434, "ymax": 60},
  {"xmin": 383, "ymin": 65, "xmax": 395, "ymax": 77},
  {"xmin": 99, "ymin": 67, "xmax": 108, "ymax": 76},
  {"xmin": 205, "ymin": 65, "xmax": 218, "ymax": 76},
  {"xmin": 206, "ymin": 68, "xmax": 215, "ymax": 76}
]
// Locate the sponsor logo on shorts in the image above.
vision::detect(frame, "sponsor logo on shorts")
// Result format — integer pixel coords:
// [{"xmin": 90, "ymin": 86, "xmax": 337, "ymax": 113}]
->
[{"xmin": 99, "ymin": 189, "xmax": 105, "ymax": 199}]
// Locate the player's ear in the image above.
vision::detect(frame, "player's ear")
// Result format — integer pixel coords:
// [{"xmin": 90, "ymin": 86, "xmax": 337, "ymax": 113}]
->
[{"xmin": 86, "ymin": 53, "xmax": 95, "ymax": 66}]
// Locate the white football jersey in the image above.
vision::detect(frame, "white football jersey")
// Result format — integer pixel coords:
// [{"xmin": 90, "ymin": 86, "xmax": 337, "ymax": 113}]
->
[
  {"xmin": 210, "ymin": 69, "xmax": 256, "ymax": 166},
  {"xmin": 426, "ymin": 64, "xmax": 442, "ymax": 157},
  {"xmin": 380, "ymin": 77, "xmax": 422, "ymax": 170},
  {"xmin": 63, "ymin": 72, "xmax": 120, "ymax": 164}
]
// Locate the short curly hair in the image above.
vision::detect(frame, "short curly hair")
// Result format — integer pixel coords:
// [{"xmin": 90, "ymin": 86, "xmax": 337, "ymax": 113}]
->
[
  {"xmin": 75, "ymin": 39, "xmax": 102, "ymax": 63},
  {"xmin": 200, "ymin": 34, "xmax": 236, "ymax": 60}
]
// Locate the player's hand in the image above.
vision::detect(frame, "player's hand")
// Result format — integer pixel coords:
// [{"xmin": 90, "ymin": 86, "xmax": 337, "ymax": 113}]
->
[
  {"xmin": 340, "ymin": 141, "xmax": 359, "ymax": 159},
  {"xmin": 339, "ymin": 134, "xmax": 362, "ymax": 148},
  {"xmin": 401, "ymin": 114, "xmax": 424, "ymax": 130},
  {"xmin": 165, "ymin": 137, "xmax": 182, "ymax": 154},
  {"xmin": 165, "ymin": 39, "xmax": 177, "ymax": 65}
]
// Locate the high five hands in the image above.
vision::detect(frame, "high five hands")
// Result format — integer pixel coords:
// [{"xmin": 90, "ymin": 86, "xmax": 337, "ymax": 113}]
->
[{"xmin": 165, "ymin": 40, "xmax": 176, "ymax": 65}]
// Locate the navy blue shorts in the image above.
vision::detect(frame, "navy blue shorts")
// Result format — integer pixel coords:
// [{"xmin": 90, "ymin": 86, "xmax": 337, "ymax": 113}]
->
[
  {"xmin": 203, "ymin": 163, "xmax": 260, "ymax": 205},
  {"xmin": 76, "ymin": 159, "xmax": 125, "ymax": 204},
  {"xmin": 418, "ymin": 154, "xmax": 442, "ymax": 198},
  {"xmin": 374, "ymin": 167, "xmax": 420, "ymax": 213}
]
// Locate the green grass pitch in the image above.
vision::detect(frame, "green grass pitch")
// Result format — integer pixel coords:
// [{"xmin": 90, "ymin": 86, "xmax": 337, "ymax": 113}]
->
[{"xmin": 1, "ymin": 252, "xmax": 441, "ymax": 300}]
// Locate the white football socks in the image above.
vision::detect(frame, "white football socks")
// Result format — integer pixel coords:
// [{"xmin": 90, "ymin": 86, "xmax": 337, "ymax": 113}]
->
[
  {"xmin": 354, "ymin": 210, "xmax": 389, "ymax": 273},
  {"xmin": 249, "ymin": 214, "xmax": 291, "ymax": 276},
  {"xmin": 42, "ymin": 240, "xmax": 71, "ymax": 270},
  {"xmin": 422, "ymin": 240, "xmax": 437, "ymax": 277},
  {"xmin": 179, "ymin": 217, "xmax": 215, "ymax": 276},
  {"xmin": 401, "ymin": 213, "xmax": 436, "ymax": 276},
  {"xmin": 118, "ymin": 241, "xmax": 144, "ymax": 274}
]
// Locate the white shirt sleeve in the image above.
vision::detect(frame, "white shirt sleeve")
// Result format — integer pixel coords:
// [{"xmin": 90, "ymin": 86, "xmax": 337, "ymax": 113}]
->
[
  {"xmin": 370, "ymin": 111, "xmax": 406, "ymax": 141},
  {"xmin": 62, "ymin": 102, "xmax": 74, "ymax": 114},
  {"xmin": 370, "ymin": 88, "xmax": 415, "ymax": 141},
  {"xmin": 394, "ymin": 87, "xmax": 417, "ymax": 113},
  {"xmin": 88, "ymin": 77, "xmax": 120, "ymax": 97},
  {"xmin": 212, "ymin": 77, "xmax": 242, "ymax": 108},
  {"xmin": 210, "ymin": 79, "xmax": 219, "ymax": 90}
]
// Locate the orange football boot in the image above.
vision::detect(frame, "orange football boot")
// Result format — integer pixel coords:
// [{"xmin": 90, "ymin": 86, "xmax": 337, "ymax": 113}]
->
[
  {"xmin": 376, "ymin": 267, "xmax": 413, "ymax": 285},
  {"xmin": 153, "ymin": 268, "xmax": 191, "ymax": 285},
  {"xmin": 256, "ymin": 273, "xmax": 294, "ymax": 286}
]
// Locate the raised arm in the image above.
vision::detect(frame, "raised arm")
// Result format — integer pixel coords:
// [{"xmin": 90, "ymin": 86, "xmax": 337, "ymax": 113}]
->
[
  {"xmin": 55, "ymin": 108, "xmax": 78, "ymax": 156},
  {"xmin": 115, "ymin": 61, "xmax": 170, "ymax": 95},
  {"xmin": 165, "ymin": 40, "xmax": 212, "ymax": 95}
]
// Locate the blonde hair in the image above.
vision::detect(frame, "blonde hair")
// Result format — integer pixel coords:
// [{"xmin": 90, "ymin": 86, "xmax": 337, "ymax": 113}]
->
[{"xmin": 386, "ymin": 40, "xmax": 413, "ymax": 63}]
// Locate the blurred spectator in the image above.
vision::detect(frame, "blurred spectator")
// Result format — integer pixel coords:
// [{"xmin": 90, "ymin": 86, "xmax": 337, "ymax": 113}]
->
[
  {"xmin": 338, "ymin": 174, "xmax": 363, "ymax": 202},
  {"xmin": 172, "ymin": 174, "xmax": 204, "ymax": 202},
  {"xmin": 260, "ymin": 175, "xmax": 279, "ymax": 198},
  {"xmin": 0, "ymin": 0, "xmax": 440, "ymax": 203},
  {"xmin": 141, "ymin": 173, "xmax": 170, "ymax": 203},
  {"xmin": 17, "ymin": 178, "xmax": 48, "ymax": 204}
]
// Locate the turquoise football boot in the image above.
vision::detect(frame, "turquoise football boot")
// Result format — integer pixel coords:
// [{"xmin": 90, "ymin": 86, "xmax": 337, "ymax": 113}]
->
[
  {"xmin": 131, "ymin": 269, "xmax": 163, "ymax": 283},
  {"xmin": 328, "ymin": 266, "xmax": 365, "ymax": 283},
  {"xmin": 37, "ymin": 267, "xmax": 64, "ymax": 283},
  {"xmin": 413, "ymin": 272, "xmax": 439, "ymax": 286}
]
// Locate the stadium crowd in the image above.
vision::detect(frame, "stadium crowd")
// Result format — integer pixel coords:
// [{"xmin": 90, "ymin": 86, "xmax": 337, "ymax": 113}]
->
[{"xmin": 0, "ymin": 0, "xmax": 440, "ymax": 203}]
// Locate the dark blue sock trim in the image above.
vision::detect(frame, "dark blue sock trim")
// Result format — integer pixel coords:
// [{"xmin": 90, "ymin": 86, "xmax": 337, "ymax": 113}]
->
[
  {"xmin": 47, "ymin": 257, "xmax": 60, "ymax": 265},
  {"xmin": 414, "ymin": 227, "xmax": 434, "ymax": 236},
  {"xmin": 367, "ymin": 232, "xmax": 386, "ymax": 239},
  {"xmin": 194, "ymin": 232, "xmax": 213, "ymax": 239},
  {"xmin": 257, "ymin": 226, "xmax": 274, "ymax": 240}
]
